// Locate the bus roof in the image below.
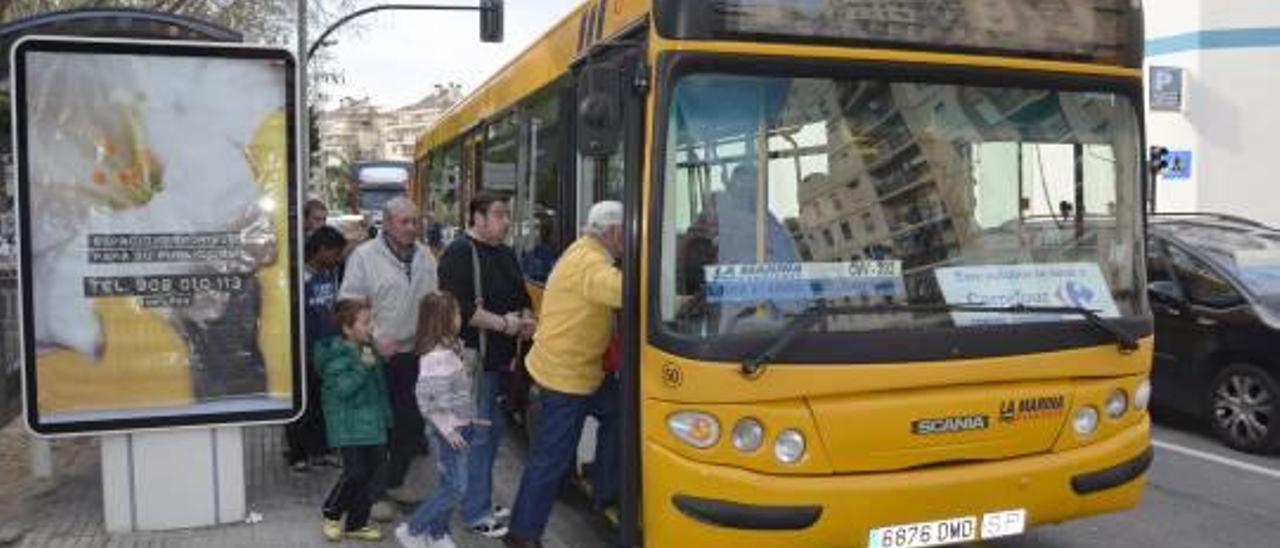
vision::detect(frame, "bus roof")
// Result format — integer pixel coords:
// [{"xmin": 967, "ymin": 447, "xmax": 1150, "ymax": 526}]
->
[{"xmin": 413, "ymin": 0, "xmax": 648, "ymax": 160}]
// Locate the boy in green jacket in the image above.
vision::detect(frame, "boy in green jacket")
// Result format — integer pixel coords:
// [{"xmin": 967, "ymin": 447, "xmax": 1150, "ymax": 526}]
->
[{"xmin": 319, "ymin": 299, "xmax": 392, "ymax": 542}]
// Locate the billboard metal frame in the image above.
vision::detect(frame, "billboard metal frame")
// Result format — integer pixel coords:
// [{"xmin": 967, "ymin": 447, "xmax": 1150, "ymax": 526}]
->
[{"xmin": 12, "ymin": 36, "xmax": 303, "ymax": 436}]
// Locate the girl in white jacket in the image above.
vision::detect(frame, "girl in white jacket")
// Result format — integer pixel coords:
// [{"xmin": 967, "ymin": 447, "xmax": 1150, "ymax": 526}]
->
[{"xmin": 395, "ymin": 292, "xmax": 502, "ymax": 548}]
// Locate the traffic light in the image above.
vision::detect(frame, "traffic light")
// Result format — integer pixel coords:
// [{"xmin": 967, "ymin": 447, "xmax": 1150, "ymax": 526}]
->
[
  {"xmin": 1149, "ymin": 146, "xmax": 1169, "ymax": 175},
  {"xmin": 481, "ymin": 0, "xmax": 504, "ymax": 43}
]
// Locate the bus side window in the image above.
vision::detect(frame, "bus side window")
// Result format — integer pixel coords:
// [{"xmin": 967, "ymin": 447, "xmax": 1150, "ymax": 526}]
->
[
  {"xmin": 462, "ymin": 131, "xmax": 484, "ymax": 209},
  {"xmin": 484, "ymin": 114, "xmax": 519, "ymax": 197},
  {"xmin": 519, "ymin": 86, "xmax": 567, "ymax": 283},
  {"xmin": 576, "ymin": 150, "xmax": 625, "ymax": 239}
]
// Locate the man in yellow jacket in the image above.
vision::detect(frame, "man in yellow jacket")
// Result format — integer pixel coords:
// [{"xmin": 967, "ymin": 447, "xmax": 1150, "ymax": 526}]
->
[{"xmin": 504, "ymin": 201, "xmax": 624, "ymax": 548}]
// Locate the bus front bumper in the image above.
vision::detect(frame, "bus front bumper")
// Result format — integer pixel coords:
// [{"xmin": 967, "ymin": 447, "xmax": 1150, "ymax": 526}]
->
[{"xmin": 644, "ymin": 416, "xmax": 1151, "ymax": 547}]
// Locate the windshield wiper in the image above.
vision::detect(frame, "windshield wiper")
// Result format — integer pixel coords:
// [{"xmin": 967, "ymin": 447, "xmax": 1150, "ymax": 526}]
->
[
  {"xmin": 740, "ymin": 305, "xmax": 826, "ymax": 377},
  {"xmin": 965, "ymin": 303, "xmax": 1140, "ymax": 353},
  {"xmin": 739, "ymin": 302, "xmax": 1139, "ymax": 377}
]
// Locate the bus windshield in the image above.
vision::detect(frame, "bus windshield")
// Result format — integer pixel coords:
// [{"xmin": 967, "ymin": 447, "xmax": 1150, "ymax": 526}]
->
[
  {"xmin": 359, "ymin": 185, "xmax": 405, "ymax": 214},
  {"xmin": 658, "ymin": 72, "xmax": 1144, "ymax": 338}
]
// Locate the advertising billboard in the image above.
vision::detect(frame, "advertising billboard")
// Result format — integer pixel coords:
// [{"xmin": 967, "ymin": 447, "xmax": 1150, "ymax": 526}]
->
[{"xmin": 12, "ymin": 37, "xmax": 301, "ymax": 435}]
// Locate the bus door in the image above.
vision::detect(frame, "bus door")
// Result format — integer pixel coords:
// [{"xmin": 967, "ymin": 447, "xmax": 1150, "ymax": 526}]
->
[{"xmin": 574, "ymin": 43, "xmax": 647, "ymax": 546}]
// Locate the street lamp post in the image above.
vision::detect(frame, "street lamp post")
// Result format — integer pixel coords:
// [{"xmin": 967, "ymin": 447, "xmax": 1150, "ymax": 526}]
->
[{"xmin": 307, "ymin": 1, "xmax": 503, "ymax": 62}]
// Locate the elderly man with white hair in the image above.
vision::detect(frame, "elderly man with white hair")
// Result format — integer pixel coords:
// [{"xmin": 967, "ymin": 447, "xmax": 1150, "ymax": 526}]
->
[
  {"xmin": 504, "ymin": 201, "xmax": 625, "ymax": 548},
  {"xmin": 339, "ymin": 195, "xmax": 438, "ymax": 516}
]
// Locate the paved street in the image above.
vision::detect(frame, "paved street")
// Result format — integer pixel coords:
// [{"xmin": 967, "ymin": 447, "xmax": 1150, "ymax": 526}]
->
[
  {"xmin": 2, "ymin": 412, "xmax": 1279, "ymax": 547},
  {"xmin": 0, "ymin": 422, "xmax": 609, "ymax": 548},
  {"xmin": 990, "ymin": 415, "xmax": 1280, "ymax": 548}
]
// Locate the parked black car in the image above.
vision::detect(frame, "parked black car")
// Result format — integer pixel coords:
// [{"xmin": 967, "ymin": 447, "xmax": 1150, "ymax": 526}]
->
[{"xmin": 1147, "ymin": 213, "xmax": 1280, "ymax": 454}]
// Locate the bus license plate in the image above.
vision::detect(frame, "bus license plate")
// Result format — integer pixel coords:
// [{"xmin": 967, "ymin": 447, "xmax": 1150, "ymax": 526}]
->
[
  {"xmin": 868, "ymin": 509, "xmax": 1026, "ymax": 548},
  {"xmin": 868, "ymin": 517, "xmax": 976, "ymax": 548}
]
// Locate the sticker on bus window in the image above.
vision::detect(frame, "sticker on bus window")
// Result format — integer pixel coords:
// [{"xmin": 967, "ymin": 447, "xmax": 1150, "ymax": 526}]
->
[
  {"xmin": 703, "ymin": 261, "xmax": 904, "ymax": 304},
  {"xmin": 934, "ymin": 263, "xmax": 1120, "ymax": 326}
]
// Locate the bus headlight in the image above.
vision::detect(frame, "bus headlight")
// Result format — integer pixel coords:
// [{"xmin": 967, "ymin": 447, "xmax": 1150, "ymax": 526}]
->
[
  {"xmin": 1106, "ymin": 389, "xmax": 1129, "ymax": 418},
  {"xmin": 731, "ymin": 418, "xmax": 765, "ymax": 453},
  {"xmin": 668, "ymin": 411, "xmax": 720, "ymax": 449},
  {"xmin": 1073, "ymin": 406, "xmax": 1100, "ymax": 436},
  {"xmin": 775, "ymin": 429, "xmax": 806, "ymax": 464},
  {"xmin": 1134, "ymin": 379, "xmax": 1152, "ymax": 411}
]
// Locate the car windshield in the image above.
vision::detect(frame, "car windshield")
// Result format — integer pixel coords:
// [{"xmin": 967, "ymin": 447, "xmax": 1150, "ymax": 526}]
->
[
  {"xmin": 1172, "ymin": 223, "xmax": 1280, "ymax": 300},
  {"xmin": 658, "ymin": 72, "xmax": 1145, "ymax": 338}
]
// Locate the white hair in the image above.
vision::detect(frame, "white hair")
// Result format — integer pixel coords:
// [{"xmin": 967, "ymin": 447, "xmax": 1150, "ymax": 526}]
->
[
  {"xmin": 584, "ymin": 200, "xmax": 624, "ymax": 236},
  {"xmin": 383, "ymin": 196, "xmax": 416, "ymax": 222}
]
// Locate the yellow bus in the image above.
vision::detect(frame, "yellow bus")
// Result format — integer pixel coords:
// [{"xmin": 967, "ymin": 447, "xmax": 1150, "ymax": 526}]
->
[{"xmin": 413, "ymin": 1, "xmax": 1152, "ymax": 546}]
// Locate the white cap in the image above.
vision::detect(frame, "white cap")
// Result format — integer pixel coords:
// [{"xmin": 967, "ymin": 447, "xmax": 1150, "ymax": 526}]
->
[{"xmin": 586, "ymin": 201, "xmax": 624, "ymax": 231}]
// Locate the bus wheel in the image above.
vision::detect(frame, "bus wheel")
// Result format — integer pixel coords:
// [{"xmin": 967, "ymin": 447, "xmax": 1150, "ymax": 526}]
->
[{"xmin": 1208, "ymin": 363, "xmax": 1279, "ymax": 454}]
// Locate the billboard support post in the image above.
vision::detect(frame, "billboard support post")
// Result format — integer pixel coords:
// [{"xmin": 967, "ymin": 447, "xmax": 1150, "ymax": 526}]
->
[
  {"xmin": 29, "ymin": 435, "xmax": 51, "ymax": 478},
  {"xmin": 101, "ymin": 428, "xmax": 246, "ymax": 532}
]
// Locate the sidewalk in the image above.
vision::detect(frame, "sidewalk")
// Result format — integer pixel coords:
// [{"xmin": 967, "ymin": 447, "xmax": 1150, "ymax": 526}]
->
[{"xmin": 0, "ymin": 420, "xmax": 608, "ymax": 547}]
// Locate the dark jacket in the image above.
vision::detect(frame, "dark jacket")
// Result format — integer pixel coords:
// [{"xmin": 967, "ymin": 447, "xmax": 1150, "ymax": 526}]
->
[
  {"xmin": 317, "ymin": 337, "xmax": 392, "ymax": 447},
  {"xmin": 437, "ymin": 235, "xmax": 532, "ymax": 371},
  {"xmin": 304, "ymin": 265, "xmax": 343, "ymax": 345}
]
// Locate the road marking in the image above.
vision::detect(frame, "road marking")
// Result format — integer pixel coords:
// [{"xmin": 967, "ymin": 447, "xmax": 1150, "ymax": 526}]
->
[{"xmin": 1152, "ymin": 438, "xmax": 1280, "ymax": 481}]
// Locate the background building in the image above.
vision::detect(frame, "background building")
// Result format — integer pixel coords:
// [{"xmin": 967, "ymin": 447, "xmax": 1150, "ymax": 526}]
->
[
  {"xmin": 315, "ymin": 84, "xmax": 461, "ymax": 207},
  {"xmin": 1145, "ymin": 1, "xmax": 1280, "ymax": 226}
]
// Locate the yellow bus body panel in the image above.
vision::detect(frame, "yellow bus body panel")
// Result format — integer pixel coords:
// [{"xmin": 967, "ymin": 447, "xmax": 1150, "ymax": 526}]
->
[
  {"xmin": 642, "ymin": 416, "xmax": 1149, "ymax": 547},
  {"xmin": 635, "ymin": 38, "xmax": 1148, "ymax": 546}
]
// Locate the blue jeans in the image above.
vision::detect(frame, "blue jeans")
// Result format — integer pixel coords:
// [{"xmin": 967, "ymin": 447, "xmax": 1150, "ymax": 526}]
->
[
  {"xmin": 508, "ymin": 382, "xmax": 614, "ymax": 540},
  {"xmin": 461, "ymin": 370, "xmax": 506, "ymax": 524},
  {"xmin": 406, "ymin": 428, "xmax": 475, "ymax": 538},
  {"xmin": 588, "ymin": 374, "xmax": 620, "ymax": 507}
]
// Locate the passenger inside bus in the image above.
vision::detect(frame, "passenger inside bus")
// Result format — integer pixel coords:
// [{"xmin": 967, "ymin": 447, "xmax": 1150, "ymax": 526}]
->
[
  {"xmin": 715, "ymin": 164, "xmax": 800, "ymax": 266},
  {"xmin": 521, "ymin": 216, "xmax": 559, "ymax": 283}
]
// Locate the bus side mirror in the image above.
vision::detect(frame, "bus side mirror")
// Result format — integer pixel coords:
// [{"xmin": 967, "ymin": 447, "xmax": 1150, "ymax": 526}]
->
[
  {"xmin": 480, "ymin": 0, "xmax": 504, "ymax": 43},
  {"xmin": 577, "ymin": 63, "xmax": 622, "ymax": 157}
]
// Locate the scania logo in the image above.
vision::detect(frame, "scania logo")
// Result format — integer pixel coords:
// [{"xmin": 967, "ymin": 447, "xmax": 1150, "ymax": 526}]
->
[
  {"xmin": 1000, "ymin": 395, "xmax": 1067, "ymax": 423},
  {"xmin": 911, "ymin": 414, "xmax": 990, "ymax": 435}
]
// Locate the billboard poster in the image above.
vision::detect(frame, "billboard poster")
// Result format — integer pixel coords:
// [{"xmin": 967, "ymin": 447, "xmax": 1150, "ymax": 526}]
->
[{"xmin": 13, "ymin": 38, "xmax": 301, "ymax": 435}]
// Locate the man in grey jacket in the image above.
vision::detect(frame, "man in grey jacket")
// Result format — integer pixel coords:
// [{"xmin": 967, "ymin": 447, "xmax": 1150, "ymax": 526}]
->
[{"xmin": 339, "ymin": 196, "xmax": 438, "ymax": 512}]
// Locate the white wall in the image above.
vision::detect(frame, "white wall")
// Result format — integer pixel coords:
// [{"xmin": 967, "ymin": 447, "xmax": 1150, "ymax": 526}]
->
[
  {"xmin": 1144, "ymin": 0, "xmax": 1201, "ymax": 213},
  {"xmin": 1192, "ymin": 47, "xmax": 1280, "ymax": 225},
  {"xmin": 1145, "ymin": 0, "xmax": 1280, "ymax": 227}
]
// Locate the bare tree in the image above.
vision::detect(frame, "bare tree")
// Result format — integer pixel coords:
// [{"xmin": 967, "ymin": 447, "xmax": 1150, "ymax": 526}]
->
[{"xmin": 0, "ymin": 1, "xmax": 364, "ymax": 46}]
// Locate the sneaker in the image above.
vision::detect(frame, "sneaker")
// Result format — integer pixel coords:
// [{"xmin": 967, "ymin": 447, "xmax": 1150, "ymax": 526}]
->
[
  {"xmin": 601, "ymin": 504, "xmax": 620, "ymax": 526},
  {"xmin": 394, "ymin": 523, "xmax": 428, "ymax": 548},
  {"xmin": 290, "ymin": 460, "xmax": 311, "ymax": 473},
  {"xmin": 491, "ymin": 505, "xmax": 512, "ymax": 519},
  {"xmin": 345, "ymin": 525, "xmax": 382, "ymax": 542},
  {"xmin": 321, "ymin": 519, "xmax": 343, "ymax": 542},
  {"xmin": 467, "ymin": 516, "xmax": 509, "ymax": 538},
  {"xmin": 426, "ymin": 533, "xmax": 459, "ymax": 548},
  {"xmin": 371, "ymin": 501, "xmax": 397, "ymax": 522}
]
